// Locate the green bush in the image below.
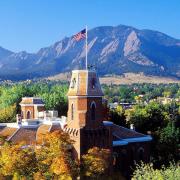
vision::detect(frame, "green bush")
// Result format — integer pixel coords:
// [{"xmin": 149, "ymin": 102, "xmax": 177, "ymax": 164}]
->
[{"xmin": 132, "ymin": 162, "xmax": 180, "ymax": 180}]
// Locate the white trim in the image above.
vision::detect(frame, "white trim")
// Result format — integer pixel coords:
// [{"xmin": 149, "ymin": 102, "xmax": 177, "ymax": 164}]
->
[
  {"xmin": 72, "ymin": 70, "xmax": 95, "ymax": 73},
  {"xmin": 124, "ymin": 136, "xmax": 152, "ymax": 143},
  {"xmin": 77, "ymin": 72, "xmax": 80, "ymax": 94},
  {"xmin": 0, "ymin": 123, "xmax": 18, "ymax": 128},
  {"xmin": 85, "ymin": 25, "xmax": 88, "ymax": 70},
  {"xmin": 22, "ymin": 97, "xmax": 42, "ymax": 100},
  {"xmin": 112, "ymin": 136, "xmax": 152, "ymax": 147},
  {"xmin": 86, "ymin": 70, "xmax": 88, "ymax": 95},
  {"xmin": 68, "ymin": 95, "xmax": 103, "ymax": 98},
  {"xmin": 103, "ymin": 121, "xmax": 114, "ymax": 126},
  {"xmin": 113, "ymin": 140, "xmax": 128, "ymax": 146},
  {"xmin": 20, "ymin": 104, "xmax": 44, "ymax": 106},
  {"xmin": 90, "ymin": 101, "xmax": 96, "ymax": 108}
]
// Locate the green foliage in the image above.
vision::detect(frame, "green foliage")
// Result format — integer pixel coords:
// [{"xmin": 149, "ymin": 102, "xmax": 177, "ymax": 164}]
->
[
  {"xmin": 102, "ymin": 83, "xmax": 180, "ymax": 103},
  {"xmin": 0, "ymin": 84, "xmax": 27, "ymax": 109},
  {"xmin": 126, "ymin": 101, "xmax": 180, "ymax": 167},
  {"xmin": 38, "ymin": 85, "xmax": 68, "ymax": 116},
  {"xmin": 0, "ymin": 81, "xmax": 68, "ymax": 122},
  {"xmin": 109, "ymin": 105, "xmax": 126, "ymax": 126},
  {"xmin": 159, "ymin": 122, "xmax": 180, "ymax": 144},
  {"xmin": 0, "ymin": 104, "xmax": 16, "ymax": 123},
  {"xmin": 125, "ymin": 101, "xmax": 180, "ymax": 167},
  {"xmin": 126, "ymin": 102, "xmax": 169, "ymax": 133},
  {"xmin": 132, "ymin": 162, "xmax": 180, "ymax": 180},
  {"xmin": 152, "ymin": 123, "xmax": 180, "ymax": 167}
]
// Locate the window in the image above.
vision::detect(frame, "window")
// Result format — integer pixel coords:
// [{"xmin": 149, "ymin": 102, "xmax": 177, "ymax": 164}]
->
[
  {"xmin": 27, "ymin": 111, "xmax": 31, "ymax": 119},
  {"xmin": 113, "ymin": 152, "xmax": 118, "ymax": 166},
  {"xmin": 71, "ymin": 104, "xmax": 74, "ymax": 120},
  {"xmin": 71, "ymin": 78, "xmax": 76, "ymax": 88},
  {"xmin": 91, "ymin": 102, "xmax": 96, "ymax": 120},
  {"xmin": 138, "ymin": 148, "xmax": 144, "ymax": 161},
  {"xmin": 91, "ymin": 78, "xmax": 96, "ymax": 89}
]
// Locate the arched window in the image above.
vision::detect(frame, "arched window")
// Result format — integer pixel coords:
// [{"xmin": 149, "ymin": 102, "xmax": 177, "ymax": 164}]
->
[
  {"xmin": 91, "ymin": 78, "xmax": 96, "ymax": 89},
  {"xmin": 91, "ymin": 102, "xmax": 96, "ymax": 120},
  {"xmin": 138, "ymin": 147, "xmax": 144, "ymax": 161},
  {"xmin": 71, "ymin": 104, "xmax": 74, "ymax": 120},
  {"xmin": 113, "ymin": 152, "xmax": 118, "ymax": 166},
  {"xmin": 130, "ymin": 148, "xmax": 135, "ymax": 167},
  {"xmin": 27, "ymin": 111, "xmax": 31, "ymax": 119},
  {"xmin": 71, "ymin": 78, "xmax": 76, "ymax": 88}
]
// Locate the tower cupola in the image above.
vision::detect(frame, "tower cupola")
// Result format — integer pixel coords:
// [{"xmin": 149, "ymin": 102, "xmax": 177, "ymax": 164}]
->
[{"xmin": 67, "ymin": 70, "xmax": 103, "ymax": 97}]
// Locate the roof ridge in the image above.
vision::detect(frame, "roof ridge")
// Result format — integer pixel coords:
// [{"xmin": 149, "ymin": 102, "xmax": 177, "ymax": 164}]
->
[
  {"xmin": 113, "ymin": 124, "xmax": 146, "ymax": 136},
  {"xmin": 7, "ymin": 127, "xmax": 20, "ymax": 141},
  {"xmin": 48, "ymin": 124, "xmax": 53, "ymax": 132}
]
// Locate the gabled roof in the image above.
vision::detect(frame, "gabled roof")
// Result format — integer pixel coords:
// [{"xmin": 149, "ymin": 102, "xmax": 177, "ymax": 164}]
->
[
  {"xmin": 103, "ymin": 121, "xmax": 152, "ymax": 147},
  {"xmin": 20, "ymin": 97, "xmax": 44, "ymax": 105},
  {"xmin": 0, "ymin": 123, "xmax": 62, "ymax": 144},
  {"xmin": 112, "ymin": 124, "xmax": 146, "ymax": 139},
  {"xmin": 9, "ymin": 127, "xmax": 37, "ymax": 144},
  {"xmin": 0, "ymin": 127, "xmax": 18, "ymax": 140}
]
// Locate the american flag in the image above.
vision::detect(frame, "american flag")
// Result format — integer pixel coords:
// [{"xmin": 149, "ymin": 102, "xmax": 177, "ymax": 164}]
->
[{"xmin": 73, "ymin": 29, "xmax": 86, "ymax": 41}]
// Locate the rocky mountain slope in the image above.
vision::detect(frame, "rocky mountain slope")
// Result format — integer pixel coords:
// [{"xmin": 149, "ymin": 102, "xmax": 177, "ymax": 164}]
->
[{"xmin": 0, "ymin": 25, "xmax": 180, "ymax": 80}]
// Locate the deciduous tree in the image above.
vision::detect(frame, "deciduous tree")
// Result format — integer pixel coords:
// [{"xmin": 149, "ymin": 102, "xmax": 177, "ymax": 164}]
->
[
  {"xmin": 82, "ymin": 147, "xmax": 111, "ymax": 178},
  {"xmin": 36, "ymin": 130, "xmax": 79, "ymax": 179}
]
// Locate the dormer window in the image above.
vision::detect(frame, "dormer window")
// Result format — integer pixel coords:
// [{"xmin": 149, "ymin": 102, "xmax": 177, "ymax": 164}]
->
[
  {"xmin": 91, "ymin": 78, "xmax": 96, "ymax": 89},
  {"xmin": 71, "ymin": 78, "xmax": 76, "ymax": 88},
  {"xmin": 90, "ymin": 102, "xmax": 96, "ymax": 120}
]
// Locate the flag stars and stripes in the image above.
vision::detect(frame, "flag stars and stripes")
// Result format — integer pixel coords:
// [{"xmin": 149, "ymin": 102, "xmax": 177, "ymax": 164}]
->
[{"xmin": 73, "ymin": 29, "xmax": 86, "ymax": 41}]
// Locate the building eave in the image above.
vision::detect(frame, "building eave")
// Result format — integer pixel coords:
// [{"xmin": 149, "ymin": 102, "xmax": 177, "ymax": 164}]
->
[{"xmin": 113, "ymin": 135, "xmax": 152, "ymax": 147}]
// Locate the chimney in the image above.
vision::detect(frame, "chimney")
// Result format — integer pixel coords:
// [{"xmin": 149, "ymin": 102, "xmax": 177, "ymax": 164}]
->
[
  {"xmin": 130, "ymin": 124, "xmax": 135, "ymax": 130},
  {"xmin": 16, "ymin": 114, "xmax": 22, "ymax": 125}
]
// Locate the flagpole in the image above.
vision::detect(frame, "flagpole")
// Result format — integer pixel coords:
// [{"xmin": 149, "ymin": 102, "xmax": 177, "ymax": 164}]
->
[{"xmin": 85, "ymin": 25, "xmax": 88, "ymax": 70}]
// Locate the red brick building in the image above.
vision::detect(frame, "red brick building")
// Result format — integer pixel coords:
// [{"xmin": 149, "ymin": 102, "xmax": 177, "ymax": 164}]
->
[
  {"xmin": 20, "ymin": 97, "xmax": 45, "ymax": 119},
  {"xmin": 64, "ymin": 70, "xmax": 112, "ymax": 159},
  {"xmin": 64, "ymin": 69, "xmax": 152, "ymax": 177},
  {"xmin": 0, "ymin": 69, "xmax": 152, "ymax": 177}
]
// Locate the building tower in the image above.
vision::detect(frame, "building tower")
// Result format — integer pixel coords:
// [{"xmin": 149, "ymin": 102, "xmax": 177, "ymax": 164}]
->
[
  {"xmin": 65, "ymin": 70, "xmax": 112, "ymax": 159},
  {"xmin": 20, "ymin": 97, "xmax": 45, "ymax": 120}
]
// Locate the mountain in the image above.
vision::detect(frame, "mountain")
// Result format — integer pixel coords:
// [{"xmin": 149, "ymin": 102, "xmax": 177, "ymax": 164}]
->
[{"xmin": 0, "ymin": 25, "xmax": 180, "ymax": 80}]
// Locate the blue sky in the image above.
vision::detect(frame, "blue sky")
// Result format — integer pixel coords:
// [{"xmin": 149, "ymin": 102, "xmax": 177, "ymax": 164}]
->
[{"xmin": 0, "ymin": 0, "xmax": 180, "ymax": 53}]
